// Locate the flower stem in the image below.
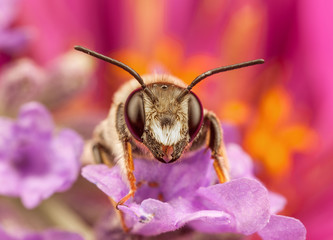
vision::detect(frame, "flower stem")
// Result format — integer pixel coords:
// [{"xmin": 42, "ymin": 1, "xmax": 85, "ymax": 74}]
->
[{"xmin": 38, "ymin": 198, "xmax": 94, "ymax": 240}]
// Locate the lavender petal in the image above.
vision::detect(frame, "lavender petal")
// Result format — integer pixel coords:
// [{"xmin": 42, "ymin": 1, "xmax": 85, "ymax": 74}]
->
[{"xmin": 258, "ymin": 215, "xmax": 306, "ymax": 240}]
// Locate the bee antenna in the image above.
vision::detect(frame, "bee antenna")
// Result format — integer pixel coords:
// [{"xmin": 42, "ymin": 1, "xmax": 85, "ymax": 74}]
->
[
  {"xmin": 176, "ymin": 59, "xmax": 265, "ymax": 102},
  {"xmin": 74, "ymin": 46, "xmax": 157, "ymax": 102}
]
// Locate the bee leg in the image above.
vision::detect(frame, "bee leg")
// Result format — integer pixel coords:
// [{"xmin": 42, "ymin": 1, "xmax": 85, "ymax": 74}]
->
[
  {"xmin": 116, "ymin": 141, "xmax": 137, "ymax": 209},
  {"xmin": 92, "ymin": 142, "xmax": 114, "ymax": 166},
  {"xmin": 107, "ymin": 198, "xmax": 131, "ymax": 233},
  {"xmin": 205, "ymin": 112, "xmax": 230, "ymax": 183}
]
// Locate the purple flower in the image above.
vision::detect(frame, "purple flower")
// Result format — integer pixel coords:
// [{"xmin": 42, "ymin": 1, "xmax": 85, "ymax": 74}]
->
[
  {"xmin": 0, "ymin": 226, "xmax": 83, "ymax": 240},
  {"xmin": 82, "ymin": 143, "xmax": 306, "ymax": 238},
  {"xmin": 0, "ymin": 102, "xmax": 83, "ymax": 208}
]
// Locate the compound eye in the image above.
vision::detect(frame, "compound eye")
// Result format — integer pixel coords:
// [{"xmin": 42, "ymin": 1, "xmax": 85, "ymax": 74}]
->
[
  {"xmin": 124, "ymin": 89, "xmax": 145, "ymax": 142},
  {"xmin": 188, "ymin": 92, "xmax": 203, "ymax": 141}
]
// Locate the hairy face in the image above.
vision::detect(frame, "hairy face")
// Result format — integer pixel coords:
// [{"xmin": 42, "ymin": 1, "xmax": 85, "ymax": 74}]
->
[{"xmin": 141, "ymin": 83, "xmax": 190, "ymax": 163}]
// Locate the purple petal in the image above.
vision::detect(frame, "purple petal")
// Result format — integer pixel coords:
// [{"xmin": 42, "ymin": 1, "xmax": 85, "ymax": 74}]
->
[
  {"xmin": 81, "ymin": 164, "xmax": 129, "ymax": 202},
  {"xmin": 195, "ymin": 178, "xmax": 270, "ymax": 235},
  {"xmin": 0, "ymin": 163, "xmax": 22, "ymax": 196},
  {"xmin": 21, "ymin": 174, "xmax": 68, "ymax": 209},
  {"xmin": 133, "ymin": 149, "xmax": 212, "ymax": 202},
  {"xmin": 178, "ymin": 210, "xmax": 232, "ymax": 233},
  {"xmin": 227, "ymin": 144, "xmax": 287, "ymax": 215},
  {"xmin": 258, "ymin": 215, "xmax": 306, "ymax": 240},
  {"xmin": 20, "ymin": 129, "xmax": 82, "ymax": 209},
  {"xmin": 50, "ymin": 129, "xmax": 83, "ymax": 187},
  {"xmin": 119, "ymin": 199, "xmax": 178, "ymax": 236},
  {"xmin": 159, "ymin": 150, "xmax": 212, "ymax": 200},
  {"xmin": 269, "ymin": 192, "xmax": 286, "ymax": 214},
  {"xmin": 15, "ymin": 102, "xmax": 54, "ymax": 140},
  {"xmin": 227, "ymin": 144, "xmax": 254, "ymax": 179},
  {"xmin": 222, "ymin": 123, "xmax": 241, "ymax": 144},
  {"xmin": 117, "ymin": 178, "xmax": 271, "ymax": 236},
  {"xmin": 82, "ymin": 149, "xmax": 213, "ymax": 204}
]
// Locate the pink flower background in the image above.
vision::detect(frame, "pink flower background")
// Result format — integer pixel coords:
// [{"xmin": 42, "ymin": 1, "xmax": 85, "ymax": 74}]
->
[{"xmin": 1, "ymin": 0, "xmax": 332, "ymax": 239}]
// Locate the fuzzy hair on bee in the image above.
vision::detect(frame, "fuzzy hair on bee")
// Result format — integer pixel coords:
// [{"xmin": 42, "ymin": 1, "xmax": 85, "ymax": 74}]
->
[{"xmin": 75, "ymin": 46, "xmax": 264, "ymax": 211}]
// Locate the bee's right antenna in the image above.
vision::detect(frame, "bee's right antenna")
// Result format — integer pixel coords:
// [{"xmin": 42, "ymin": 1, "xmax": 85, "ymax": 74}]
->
[
  {"xmin": 74, "ymin": 46, "xmax": 157, "ymax": 102},
  {"xmin": 176, "ymin": 59, "xmax": 265, "ymax": 102}
]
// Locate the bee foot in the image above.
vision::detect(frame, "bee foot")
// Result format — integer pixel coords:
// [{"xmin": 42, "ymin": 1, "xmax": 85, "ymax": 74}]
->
[{"xmin": 116, "ymin": 191, "xmax": 135, "ymax": 210}]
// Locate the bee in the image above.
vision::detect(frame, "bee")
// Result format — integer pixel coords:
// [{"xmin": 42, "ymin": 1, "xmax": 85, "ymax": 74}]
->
[{"xmin": 75, "ymin": 46, "xmax": 264, "ymax": 208}]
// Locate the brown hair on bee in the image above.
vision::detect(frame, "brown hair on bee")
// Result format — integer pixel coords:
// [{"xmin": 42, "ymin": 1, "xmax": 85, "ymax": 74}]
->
[{"xmin": 75, "ymin": 46, "xmax": 264, "ymax": 211}]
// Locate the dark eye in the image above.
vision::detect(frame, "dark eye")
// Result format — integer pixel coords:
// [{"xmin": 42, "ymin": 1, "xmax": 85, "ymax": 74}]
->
[
  {"xmin": 188, "ymin": 92, "xmax": 203, "ymax": 141},
  {"xmin": 124, "ymin": 89, "xmax": 145, "ymax": 142}
]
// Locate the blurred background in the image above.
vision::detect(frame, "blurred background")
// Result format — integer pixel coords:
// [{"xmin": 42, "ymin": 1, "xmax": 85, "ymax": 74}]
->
[{"xmin": 0, "ymin": 0, "xmax": 332, "ymax": 239}]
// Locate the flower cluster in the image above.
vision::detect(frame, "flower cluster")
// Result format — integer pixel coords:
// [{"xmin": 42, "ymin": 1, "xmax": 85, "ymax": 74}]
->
[
  {"xmin": 0, "ymin": 102, "xmax": 83, "ymax": 208},
  {"xmin": 82, "ymin": 144, "xmax": 306, "ymax": 239}
]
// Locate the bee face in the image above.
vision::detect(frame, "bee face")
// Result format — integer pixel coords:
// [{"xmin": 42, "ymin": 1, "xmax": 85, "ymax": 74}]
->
[{"xmin": 124, "ymin": 82, "xmax": 203, "ymax": 163}]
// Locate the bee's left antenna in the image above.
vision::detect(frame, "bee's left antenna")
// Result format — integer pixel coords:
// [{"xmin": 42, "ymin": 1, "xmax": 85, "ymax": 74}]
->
[
  {"xmin": 74, "ymin": 46, "xmax": 157, "ymax": 102},
  {"xmin": 176, "ymin": 59, "xmax": 265, "ymax": 102}
]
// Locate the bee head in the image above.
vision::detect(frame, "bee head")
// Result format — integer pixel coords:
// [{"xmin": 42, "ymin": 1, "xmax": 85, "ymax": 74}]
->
[{"xmin": 124, "ymin": 82, "xmax": 203, "ymax": 163}]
